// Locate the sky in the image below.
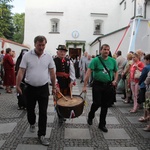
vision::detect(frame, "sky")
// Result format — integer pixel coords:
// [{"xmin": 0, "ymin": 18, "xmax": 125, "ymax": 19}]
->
[{"xmin": 9, "ymin": 0, "xmax": 25, "ymax": 14}]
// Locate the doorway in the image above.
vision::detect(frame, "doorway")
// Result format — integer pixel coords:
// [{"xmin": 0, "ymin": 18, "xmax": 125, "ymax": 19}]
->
[{"xmin": 69, "ymin": 48, "xmax": 81, "ymax": 59}]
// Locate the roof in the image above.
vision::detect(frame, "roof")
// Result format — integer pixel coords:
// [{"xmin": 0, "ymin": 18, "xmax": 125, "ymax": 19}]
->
[{"xmin": 0, "ymin": 38, "xmax": 29, "ymax": 49}]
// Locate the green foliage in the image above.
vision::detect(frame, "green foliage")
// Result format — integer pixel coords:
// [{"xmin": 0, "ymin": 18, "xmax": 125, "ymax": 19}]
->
[
  {"xmin": 0, "ymin": 0, "xmax": 25, "ymax": 44},
  {"xmin": 0, "ymin": 0, "xmax": 14, "ymax": 40},
  {"xmin": 12, "ymin": 13, "xmax": 25, "ymax": 43}
]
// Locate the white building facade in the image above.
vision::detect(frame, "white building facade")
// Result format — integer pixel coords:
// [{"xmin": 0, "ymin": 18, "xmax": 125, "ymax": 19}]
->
[
  {"xmin": 24, "ymin": 0, "xmax": 150, "ymax": 57},
  {"xmin": 90, "ymin": 0, "xmax": 150, "ymax": 56}
]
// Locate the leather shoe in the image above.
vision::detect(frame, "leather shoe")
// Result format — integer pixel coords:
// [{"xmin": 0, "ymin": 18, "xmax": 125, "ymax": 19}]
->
[
  {"xmin": 29, "ymin": 125, "xmax": 36, "ymax": 133},
  {"xmin": 38, "ymin": 136, "xmax": 49, "ymax": 146},
  {"xmin": 98, "ymin": 126, "xmax": 108, "ymax": 132},
  {"xmin": 143, "ymin": 125, "xmax": 150, "ymax": 132},
  {"xmin": 87, "ymin": 118, "xmax": 92, "ymax": 125}
]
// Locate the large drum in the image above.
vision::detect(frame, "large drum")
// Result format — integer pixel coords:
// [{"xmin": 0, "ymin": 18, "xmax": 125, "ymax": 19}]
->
[{"xmin": 56, "ymin": 95, "xmax": 85, "ymax": 118}]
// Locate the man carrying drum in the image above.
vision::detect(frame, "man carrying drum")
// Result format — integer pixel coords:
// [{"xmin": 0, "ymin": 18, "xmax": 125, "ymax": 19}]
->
[
  {"xmin": 82, "ymin": 44, "xmax": 118, "ymax": 132},
  {"xmin": 54, "ymin": 45, "xmax": 76, "ymax": 124}
]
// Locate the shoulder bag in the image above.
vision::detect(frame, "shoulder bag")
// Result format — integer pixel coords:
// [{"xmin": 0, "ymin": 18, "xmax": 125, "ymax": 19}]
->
[
  {"xmin": 98, "ymin": 56, "xmax": 111, "ymax": 80},
  {"xmin": 98, "ymin": 56, "xmax": 116, "ymax": 103},
  {"xmin": 134, "ymin": 62, "xmax": 142, "ymax": 79},
  {"xmin": 134, "ymin": 69, "xmax": 142, "ymax": 79}
]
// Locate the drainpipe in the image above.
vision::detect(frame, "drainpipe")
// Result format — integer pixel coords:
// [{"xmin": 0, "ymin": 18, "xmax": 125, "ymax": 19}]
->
[
  {"xmin": 98, "ymin": 39, "xmax": 101, "ymax": 55},
  {"xmin": 144, "ymin": 0, "xmax": 147, "ymax": 18},
  {"xmin": 134, "ymin": 0, "xmax": 136, "ymax": 18}
]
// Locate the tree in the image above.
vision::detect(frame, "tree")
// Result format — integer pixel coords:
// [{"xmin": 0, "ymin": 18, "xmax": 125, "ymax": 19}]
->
[
  {"xmin": 0, "ymin": 0, "xmax": 14, "ymax": 40},
  {"xmin": 0, "ymin": 0, "xmax": 24, "ymax": 44},
  {"xmin": 13, "ymin": 13, "xmax": 25, "ymax": 43}
]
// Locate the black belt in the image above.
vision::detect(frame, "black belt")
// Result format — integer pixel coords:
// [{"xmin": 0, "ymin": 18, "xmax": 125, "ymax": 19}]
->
[
  {"xmin": 93, "ymin": 80, "xmax": 112, "ymax": 86},
  {"xmin": 26, "ymin": 83, "xmax": 48, "ymax": 88}
]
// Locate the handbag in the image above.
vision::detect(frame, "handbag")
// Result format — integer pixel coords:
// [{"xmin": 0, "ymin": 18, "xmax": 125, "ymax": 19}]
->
[
  {"xmin": 117, "ymin": 79, "xmax": 125, "ymax": 91},
  {"xmin": 134, "ymin": 69, "xmax": 141, "ymax": 79}
]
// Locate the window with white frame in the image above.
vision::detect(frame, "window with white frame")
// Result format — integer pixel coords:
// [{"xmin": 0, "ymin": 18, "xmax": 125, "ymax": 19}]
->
[
  {"xmin": 94, "ymin": 20, "xmax": 102, "ymax": 35},
  {"xmin": 51, "ymin": 18, "xmax": 59, "ymax": 33}
]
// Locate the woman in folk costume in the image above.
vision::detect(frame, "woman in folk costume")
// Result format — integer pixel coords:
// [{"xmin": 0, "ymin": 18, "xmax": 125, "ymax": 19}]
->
[
  {"xmin": 129, "ymin": 52, "xmax": 144, "ymax": 113},
  {"xmin": 53, "ymin": 45, "xmax": 76, "ymax": 123}
]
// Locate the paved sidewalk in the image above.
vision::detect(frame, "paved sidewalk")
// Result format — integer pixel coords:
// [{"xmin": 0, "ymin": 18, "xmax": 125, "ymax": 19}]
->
[{"xmin": 0, "ymin": 79, "xmax": 150, "ymax": 150}]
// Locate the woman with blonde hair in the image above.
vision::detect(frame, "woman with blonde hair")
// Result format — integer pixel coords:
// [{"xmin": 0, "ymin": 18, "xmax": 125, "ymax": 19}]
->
[
  {"xmin": 136, "ymin": 49, "xmax": 145, "ymax": 62},
  {"xmin": 122, "ymin": 53, "xmax": 133, "ymax": 103},
  {"xmin": 129, "ymin": 53, "xmax": 144, "ymax": 113},
  {"xmin": 112, "ymin": 53, "xmax": 117, "ymax": 59}
]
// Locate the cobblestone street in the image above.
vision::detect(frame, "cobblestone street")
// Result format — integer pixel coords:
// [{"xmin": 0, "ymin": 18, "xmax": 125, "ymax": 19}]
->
[{"xmin": 0, "ymin": 79, "xmax": 150, "ymax": 150}]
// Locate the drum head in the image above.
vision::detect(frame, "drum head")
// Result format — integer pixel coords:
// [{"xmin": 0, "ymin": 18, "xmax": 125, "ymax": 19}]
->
[{"xmin": 57, "ymin": 96, "xmax": 83, "ymax": 107}]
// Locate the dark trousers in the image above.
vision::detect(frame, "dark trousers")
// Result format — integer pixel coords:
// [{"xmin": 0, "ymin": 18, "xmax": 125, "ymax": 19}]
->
[
  {"xmin": 25, "ymin": 83, "xmax": 49, "ymax": 136},
  {"xmin": 88, "ymin": 104, "xmax": 108, "ymax": 127},
  {"xmin": 88, "ymin": 80, "xmax": 114, "ymax": 127},
  {"xmin": 138, "ymin": 88, "xmax": 146, "ymax": 104}
]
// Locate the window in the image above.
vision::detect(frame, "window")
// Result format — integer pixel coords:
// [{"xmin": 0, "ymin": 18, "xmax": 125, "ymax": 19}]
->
[
  {"xmin": 50, "ymin": 18, "xmax": 59, "ymax": 33},
  {"xmin": 94, "ymin": 20, "xmax": 102, "ymax": 35}
]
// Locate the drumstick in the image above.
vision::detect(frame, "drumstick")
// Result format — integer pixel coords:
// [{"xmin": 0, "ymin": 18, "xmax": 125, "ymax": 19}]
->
[
  {"xmin": 58, "ymin": 91, "xmax": 68, "ymax": 101},
  {"xmin": 79, "ymin": 91, "xmax": 83, "ymax": 96},
  {"xmin": 70, "ymin": 86, "xmax": 73, "ymax": 99}
]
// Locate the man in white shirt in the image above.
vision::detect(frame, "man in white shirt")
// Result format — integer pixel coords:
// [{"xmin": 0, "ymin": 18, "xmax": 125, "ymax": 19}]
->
[{"xmin": 16, "ymin": 35, "xmax": 56, "ymax": 146}]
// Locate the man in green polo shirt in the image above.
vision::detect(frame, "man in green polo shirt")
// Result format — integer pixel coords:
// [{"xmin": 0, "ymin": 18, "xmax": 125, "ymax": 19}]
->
[{"xmin": 82, "ymin": 44, "xmax": 118, "ymax": 132}]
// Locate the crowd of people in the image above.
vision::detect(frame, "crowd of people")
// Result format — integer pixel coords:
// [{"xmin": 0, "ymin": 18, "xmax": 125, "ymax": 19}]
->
[
  {"xmin": 113, "ymin": 50, "xmax": 150, "ymax": 131},
  {"xmin": 0, "ymin": 35, "xmax": 150, "ymax": 146}
]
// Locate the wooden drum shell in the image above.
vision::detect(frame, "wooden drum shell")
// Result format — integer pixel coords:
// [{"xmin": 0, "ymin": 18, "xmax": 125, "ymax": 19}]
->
[{"xmin": 56, "ymin": 95, "xmax": 84, "ymax": 118}]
